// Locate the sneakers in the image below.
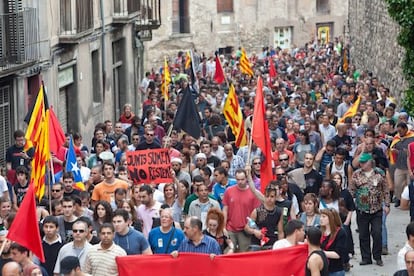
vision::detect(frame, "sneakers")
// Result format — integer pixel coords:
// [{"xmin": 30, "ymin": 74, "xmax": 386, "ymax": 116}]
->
[
  {"xmin": 382, "ymin": 247, "xmax": 389, "ymax": 255},
  {"xmin": 395, "ymin": 199, "xmax": 401, "ymax": 208}
]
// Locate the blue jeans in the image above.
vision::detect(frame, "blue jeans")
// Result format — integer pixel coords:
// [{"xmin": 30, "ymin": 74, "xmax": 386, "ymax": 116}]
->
[
  {"xmin": 329, "ymin": 271, "xmax": 345, "ymax": 276},
  {"xmin": 382, "ymin": 208, "xmax": 388, "ymax": 248}
]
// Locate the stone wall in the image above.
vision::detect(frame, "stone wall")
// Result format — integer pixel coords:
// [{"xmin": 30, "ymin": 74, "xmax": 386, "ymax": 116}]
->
[{"xmin": 348, "ymin": 0, "xmax": 407, "ymax": 103}]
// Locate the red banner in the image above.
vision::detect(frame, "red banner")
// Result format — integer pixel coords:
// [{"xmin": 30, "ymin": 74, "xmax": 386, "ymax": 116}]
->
[
  {"xmin": 116, "ymin": 244, "xmax": 307, "ymax": 276},
  {"xmin": 126, "ymin": 148, "xmax": 173, "ymax": 184}
]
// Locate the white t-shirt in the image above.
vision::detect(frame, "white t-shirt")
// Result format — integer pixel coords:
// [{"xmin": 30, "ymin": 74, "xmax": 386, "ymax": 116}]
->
[
  {"xmin": 0, "ymin": 176, "xmax": 8, "ymax": 194},
  {"xmin": 273, "ymin": 239, "xmax": 293, "ymax": 250},
  {"xmin": 402, "ymin": 185, "xmax": 410, "ymax": 201}
]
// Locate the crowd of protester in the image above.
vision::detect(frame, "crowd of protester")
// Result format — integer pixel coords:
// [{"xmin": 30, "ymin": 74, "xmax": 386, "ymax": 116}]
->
[{"xmin": 1, "ymin": 36, "xmax": 414, "ymax": 276}]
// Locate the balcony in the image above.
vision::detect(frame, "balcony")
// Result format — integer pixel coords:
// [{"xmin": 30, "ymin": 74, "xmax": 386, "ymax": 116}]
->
[
  {"xmin": 59, "ymin": 0, "xmax": 94, "ymax": 44},
  {"xmin": 113, "ymin": 0, "xmax": 141, "ymax": 24},
  {"xmin": 135, "ymin": 0, "xmax": 161, "ymax": 31},
  {"xmin": 0, "ymin": 8, "xmax": 39, "ymax": 74}
]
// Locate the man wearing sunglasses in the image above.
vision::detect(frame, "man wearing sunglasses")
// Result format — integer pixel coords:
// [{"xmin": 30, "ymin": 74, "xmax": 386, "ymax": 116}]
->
[
  {"xmin": 54, "ymin": 220, "xmax": 93, "ymax": 275},
  {"xmin": 136, "ymin": 129, "xmax": 161, "ymax": 150}
]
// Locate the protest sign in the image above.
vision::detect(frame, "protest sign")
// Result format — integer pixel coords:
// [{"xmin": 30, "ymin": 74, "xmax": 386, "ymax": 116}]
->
[{"xmin": 126, "ymin": 148, "xmax": 172, "ymax": 184}]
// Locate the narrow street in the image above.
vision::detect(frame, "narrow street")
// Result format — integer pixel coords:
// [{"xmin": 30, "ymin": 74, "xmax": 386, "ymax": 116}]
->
[{"xmin": 349, "ymin": 206, "xmax": 409, "ymax": 275}]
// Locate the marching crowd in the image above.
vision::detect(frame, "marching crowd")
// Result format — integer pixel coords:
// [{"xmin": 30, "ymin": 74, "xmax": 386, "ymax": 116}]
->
[{"xmin": 1, "ymin": 36, "xmax": 414, "ymax": 276}]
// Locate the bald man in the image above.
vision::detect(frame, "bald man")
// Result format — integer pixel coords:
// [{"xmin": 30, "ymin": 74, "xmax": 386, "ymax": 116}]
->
[{"xmin": 2, "ymin": 261, "xmax": 22, "ymax": 276}]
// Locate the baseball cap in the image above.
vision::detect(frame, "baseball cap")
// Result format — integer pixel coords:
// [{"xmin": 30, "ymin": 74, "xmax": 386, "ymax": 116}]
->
[
  {"xmin": 60, "ymin": 256, "xmax": 80, "ymax": 274},
  {"xmin": 359, "ymin": 153, "xmax": 373, "ymax": 163}
]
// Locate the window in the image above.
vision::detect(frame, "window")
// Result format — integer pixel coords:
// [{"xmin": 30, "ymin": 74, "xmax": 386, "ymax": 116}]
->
[
  {"xmin": 91, "ymin": 50, "xmax": 101, "ymax": 103},
  {"xmin": 274, "ymin": 27, "xmax": 293, "ymax": 50},
  {"xmin": 0, "ymin": 83, "xmax": 12, "ymax": 167},
  {"xmin": 316, "ymin": 0, "xmax": 330, "ymax": 14},
  {"xmin": 217, "ymin": 0, "xmax": 233, "ymax": 13},
  {"xmin": 172, "ymin": 0, "xmax": 190, "ymax": 34}
]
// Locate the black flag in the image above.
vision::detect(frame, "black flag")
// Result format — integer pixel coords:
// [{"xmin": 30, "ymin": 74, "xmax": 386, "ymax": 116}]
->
[{"xmin": 173, "ymin": 86, "xmax": 201, "ymax": 139}]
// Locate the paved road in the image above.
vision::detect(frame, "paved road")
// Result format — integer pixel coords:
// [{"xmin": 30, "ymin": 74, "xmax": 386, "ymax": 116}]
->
[{"xmin": 348, "ymin": 206, "xmax": 409, "ymax": 275}]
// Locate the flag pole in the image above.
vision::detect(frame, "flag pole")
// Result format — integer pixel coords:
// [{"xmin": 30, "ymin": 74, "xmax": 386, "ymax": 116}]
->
[
  {"xmin": 163, "ymin": 56, "xmax": 168, "ymax": 114},
  {"xmin": 246, "ymin": 78, "xmax": 258, "ymax": 166}
]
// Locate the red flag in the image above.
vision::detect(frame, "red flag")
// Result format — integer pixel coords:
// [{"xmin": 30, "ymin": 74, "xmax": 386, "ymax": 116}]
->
[
  {"xmin": 7, "ymin": 184, "xmax": 45, "ymax": 262},
  {"xmin": 252, "ymin": 77, "xmax": 273, "ymax": 193},
  {"xmin": 48, "ymin": 106, "xmax": 66, "ymax": 155},
  {"xmin": 269, "ymin": 57, "xmax": 277, "ymax": 79},
  {"xmin": 214, "ymin": 54, "xmax": 225, "ymax": 84}
]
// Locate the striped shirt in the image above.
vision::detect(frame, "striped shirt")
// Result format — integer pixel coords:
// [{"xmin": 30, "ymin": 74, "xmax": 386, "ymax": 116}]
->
[
  {"xmin": 84, "ymin": 243, "xmax": 126, "ymax": 276},
  {"xmin": 178, "ymin": 235, "xmax": 222, "ymax": 255}
]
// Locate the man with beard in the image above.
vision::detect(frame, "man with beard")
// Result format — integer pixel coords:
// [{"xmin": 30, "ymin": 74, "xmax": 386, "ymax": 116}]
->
[
  {"xmin": 171, "ymin": 158, "xmax": 191, "ymax": 185},
  {"xmin": 288, "ymin": 152, "xmax": 322, "ymax": 195},
  {"xmin": 137, "ymin": 185, "xmax": 162, "ymax": 238}
]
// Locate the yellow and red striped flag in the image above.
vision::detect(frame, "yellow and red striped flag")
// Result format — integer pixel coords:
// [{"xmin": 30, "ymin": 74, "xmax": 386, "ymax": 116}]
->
[
  {"xmin": 161, "ymin": 58, "xmax": 170, "ymax": 101},
  {"xmin": 184, "ymin": 51, "xmax": 191, "ymax": 70},
  {"xmin": 26, "ymin": 85, "xmax": 50, "ymax": 200},
  {"xmin": 223, "ymin": 84, "xmax": 247, "ymax": 147},
  {"xmin": 239, "ymin": 47, "xmax": 254, "ymax": 77},
  {"xmin": 337, "ymin": 96, "xmax": 361, "ymax": 124}
]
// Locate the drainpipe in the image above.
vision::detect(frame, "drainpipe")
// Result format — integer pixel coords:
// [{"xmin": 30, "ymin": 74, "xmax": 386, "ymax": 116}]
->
[{"xmin": 100, "ymin": 0, "xmax": 106, "ymax": 104}]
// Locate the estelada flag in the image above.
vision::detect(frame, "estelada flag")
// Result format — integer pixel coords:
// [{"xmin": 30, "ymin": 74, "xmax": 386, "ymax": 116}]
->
[
  {"xmin": 7, "ymin": 184, "xmax": 45, "ymax": 262},
  {"xmin": 26, "ymin": 85, "xmax": 50, "ymax": 200},
  {"xmin": 214, "ymin": 53, "xmax": 225, "ymax": 84},
  {"xmin": 223, "ymin": 84, "xmax": 247, "ymax": 147},
  {"xmin": 252, "ymin": 76, "xmax": 273, "ymax": 192},
  {"xmin": 66, "ymin": 135, "xmax": 86, "ymax": 191}
]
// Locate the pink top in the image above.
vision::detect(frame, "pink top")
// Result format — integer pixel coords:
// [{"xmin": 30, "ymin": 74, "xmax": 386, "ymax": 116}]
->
[{"xmin": 409, "ymin": 142, "xmax": 414, "ymax": 171}]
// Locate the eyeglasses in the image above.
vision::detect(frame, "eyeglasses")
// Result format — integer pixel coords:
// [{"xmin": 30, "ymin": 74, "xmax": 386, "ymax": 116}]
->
[
  {"xmin": 279, "ymin": 158, "xmax": 289, "ymax": 161},
  {"xmin": 52, "ymin": 189, "xmax": 61, "ymax": 192},
  {"xmin": 72, "ymin": 229, "xmax": 85, "ymax": 233},
  {"xmin": 145, "ymin": 133, "xmax": 154, "ymax": 136},
  {"xmin": 253, "ymin": 162, "xmax": 261, "ymax": 165}
]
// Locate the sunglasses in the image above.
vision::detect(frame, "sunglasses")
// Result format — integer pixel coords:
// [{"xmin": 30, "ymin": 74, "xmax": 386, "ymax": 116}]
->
[
  {"xmin": 253, "ymin": 162, "xmax": 261, "ymax": 165},
  {"xmin": 52, "ymin": 189, "xmax": 61, "ymax": 192},
  {"xmin": 276, "ymin": 173, "xmax": 286, "ymax": 178},
  {"xmin": 72, "ymin": 229, "xmax": 85, "ymax": 233},
  {"xmin": 145, "ymin": 133, "xmax": 154, "ymax": 136},
  {"xmin": 279, "ymin": 158, "xmax": 289, "ymax": 161}
]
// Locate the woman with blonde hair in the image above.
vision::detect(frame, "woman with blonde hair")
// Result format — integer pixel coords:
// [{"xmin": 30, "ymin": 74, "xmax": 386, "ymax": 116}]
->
[
  {"xmin": 203, "ymin": 208, "xmax": 234, "ymax": 254},
  {"xmin": 320, "ymin": 208, "xmax": 347, "ymax": 275}
]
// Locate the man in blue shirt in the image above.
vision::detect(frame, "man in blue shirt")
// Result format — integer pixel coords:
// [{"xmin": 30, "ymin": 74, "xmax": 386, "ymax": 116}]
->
[
  {"xmin": 112, "ymin": 209, "xmax": 152, "ymax": 255},
  {"xmin": 148, "ymin": 208, "xmax": 185, "ymax": 254},
  {"xmin": 172, "ymin": 217, "xmax": 221, "ymax": 256}
]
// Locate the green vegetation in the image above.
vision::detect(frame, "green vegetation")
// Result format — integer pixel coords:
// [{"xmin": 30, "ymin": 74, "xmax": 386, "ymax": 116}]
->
[{"xmin": 386, "ymin": 0, "xmax": 414, "ymax": 116}]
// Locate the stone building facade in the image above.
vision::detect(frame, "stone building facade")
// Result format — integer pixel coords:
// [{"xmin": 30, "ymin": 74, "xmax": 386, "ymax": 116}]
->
[
  {"xmin": 348, "ymin": 0, "xmax": 407, "ymax": 103},
  {"xmin": 144, "ymin": 0, "xmax": 348, "ymax": 69},
  {"xmin": 0, "ymin": 0, "xmax": 160, "ymax": 166}
]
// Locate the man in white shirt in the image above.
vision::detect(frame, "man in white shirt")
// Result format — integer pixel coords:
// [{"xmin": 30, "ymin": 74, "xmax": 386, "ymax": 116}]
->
[
  {"xmin": 397, "ymin": 222, "xmax": 414, "ymax": 270},
  {"xmin": 273, "ymin": 220, "xmax": 305, "ymax": 249}
]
